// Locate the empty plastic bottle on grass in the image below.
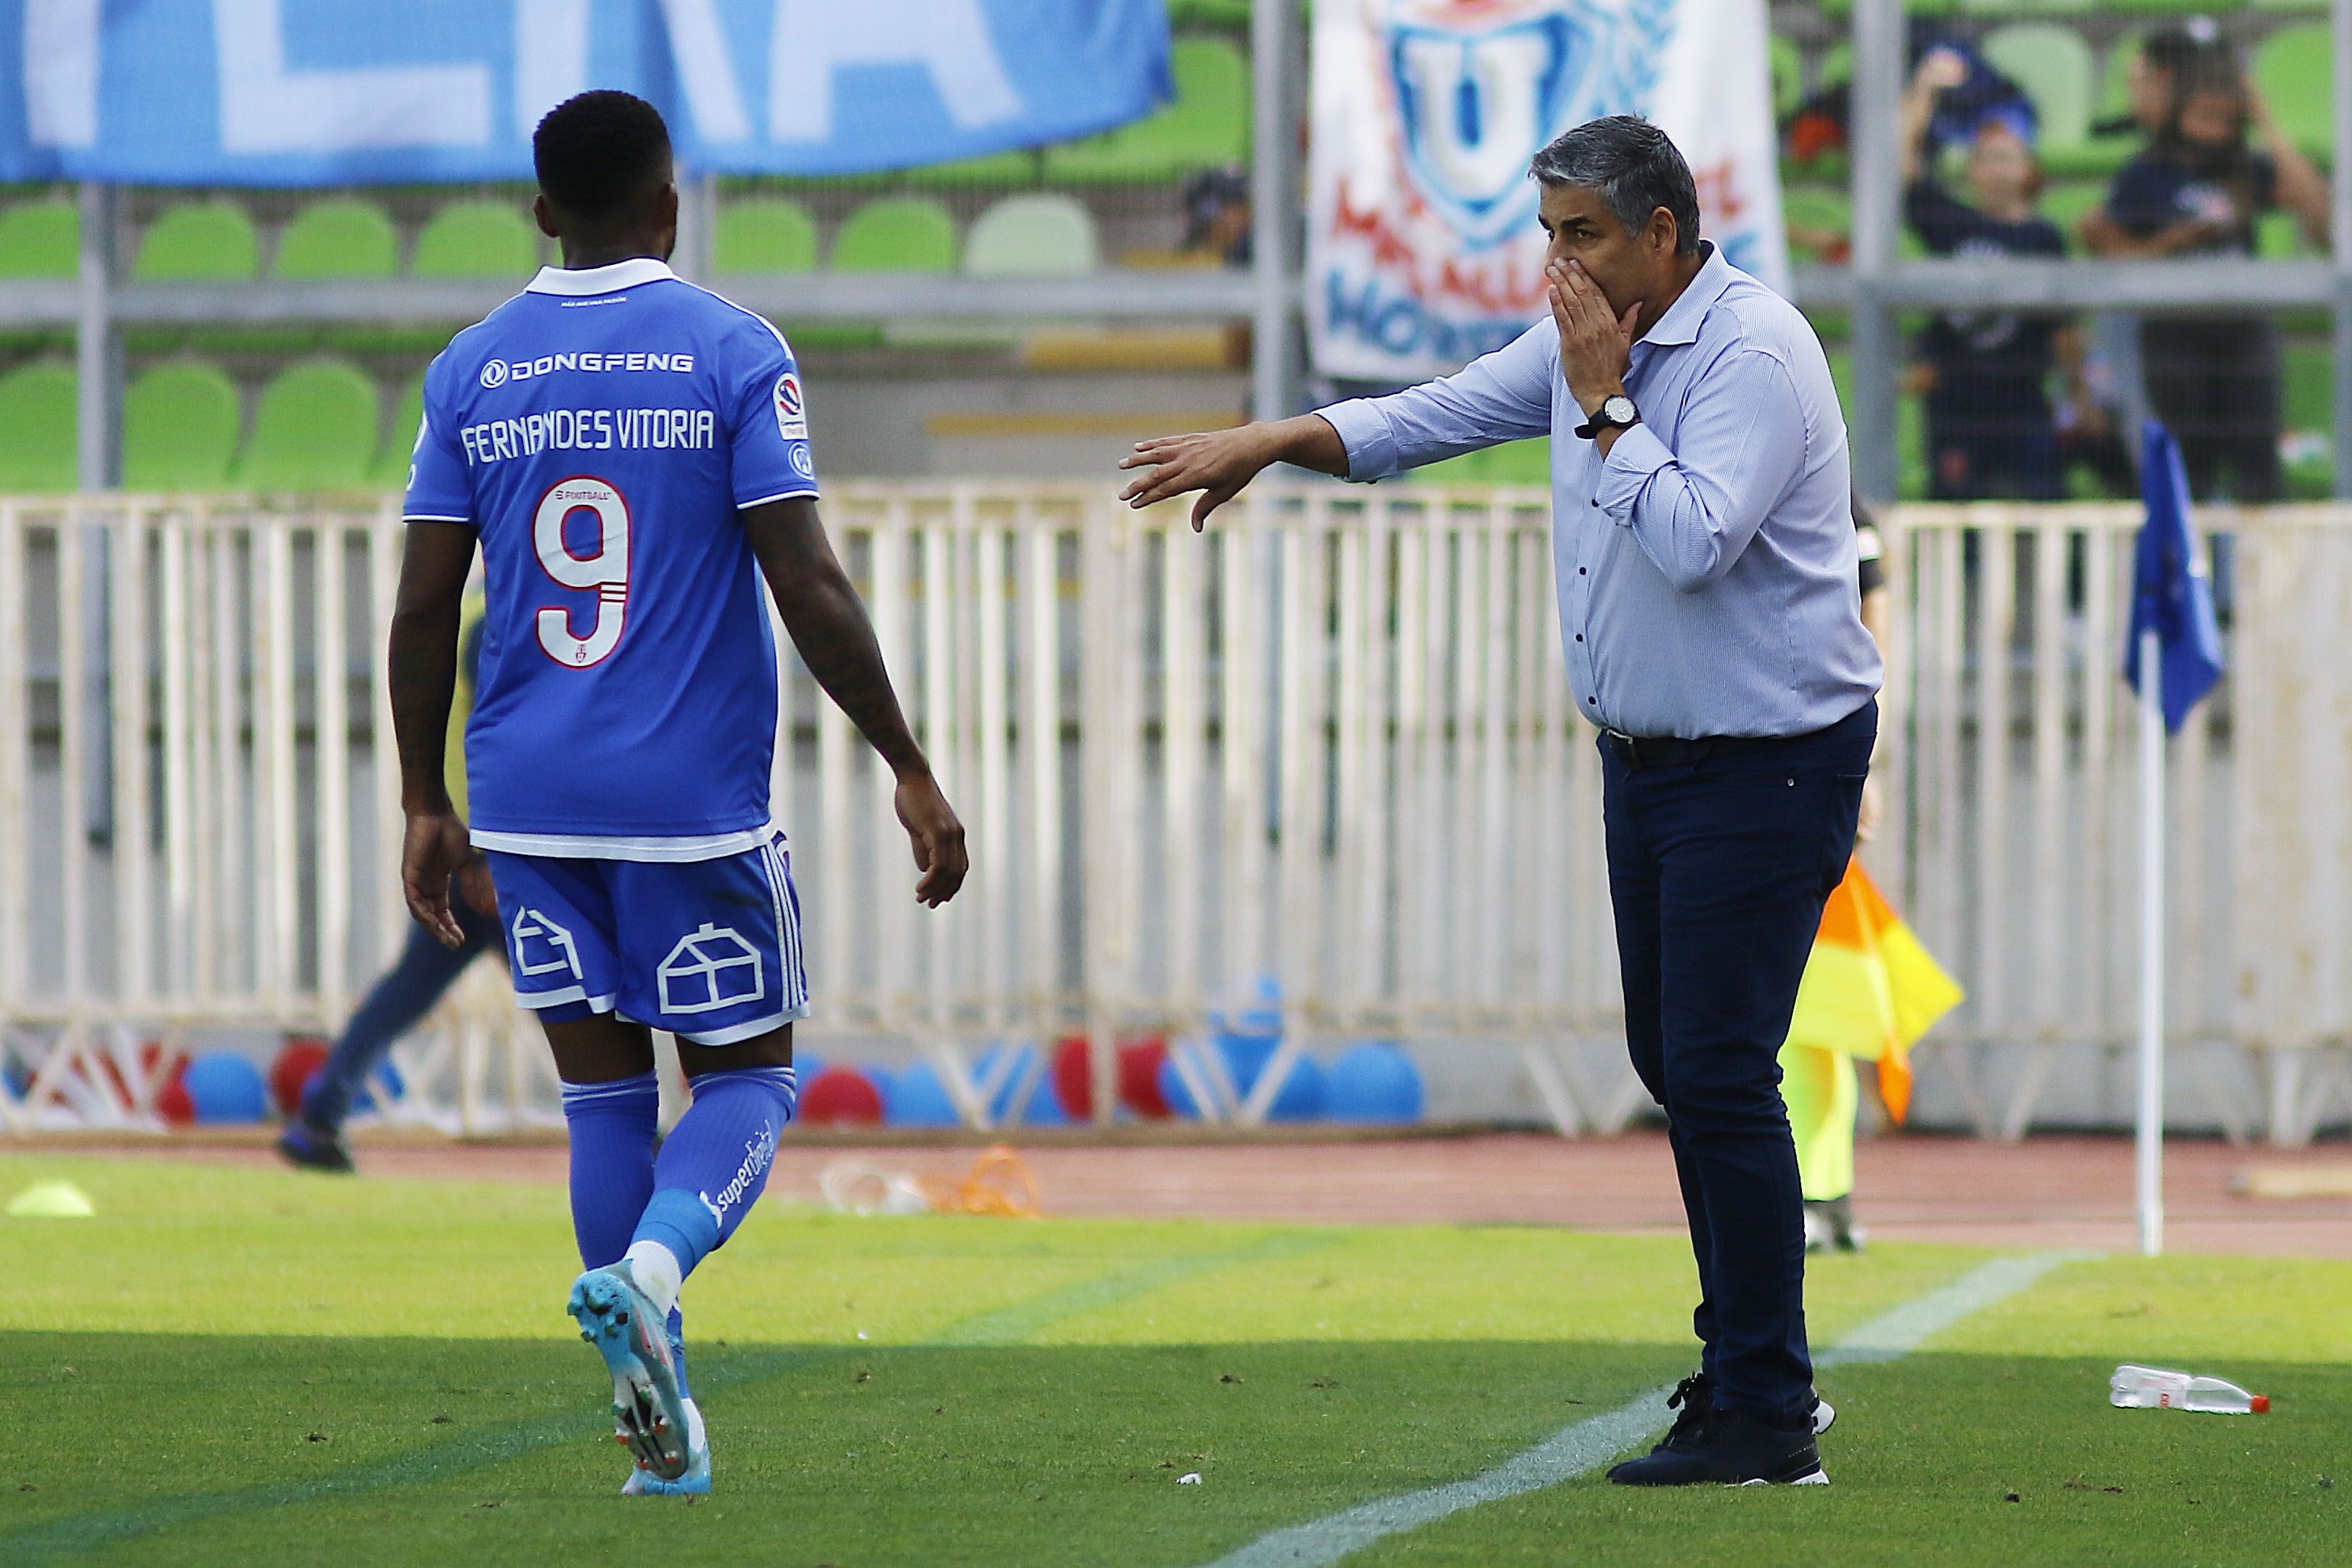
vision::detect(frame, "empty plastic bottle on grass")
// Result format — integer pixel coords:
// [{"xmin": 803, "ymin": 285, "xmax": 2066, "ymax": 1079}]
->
[{"xmin": 2110, "ymin": 1365, "xmax": 2269, "ymax": 1413}]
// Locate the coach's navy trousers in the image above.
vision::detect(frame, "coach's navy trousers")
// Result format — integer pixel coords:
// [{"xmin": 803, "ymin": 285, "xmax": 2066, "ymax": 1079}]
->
[{"xmin": 1599, "ymin": 698, "xmax": 1875, "ymax": 1430}]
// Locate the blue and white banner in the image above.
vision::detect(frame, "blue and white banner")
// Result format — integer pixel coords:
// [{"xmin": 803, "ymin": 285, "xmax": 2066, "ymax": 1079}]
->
[
  {"xmin": 1308, "ymin": 0, "xmax": 1787, "ymax": 381},
  {"xmin": 0, "ymin": 0, "xmax": 1171, "ymax": 185}
]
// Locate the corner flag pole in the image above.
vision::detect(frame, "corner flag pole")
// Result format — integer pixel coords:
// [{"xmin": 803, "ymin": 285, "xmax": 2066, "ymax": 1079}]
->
[{"xmin": 2136, "ymin": 625, "xmax": 2165, "ymax": 1258}]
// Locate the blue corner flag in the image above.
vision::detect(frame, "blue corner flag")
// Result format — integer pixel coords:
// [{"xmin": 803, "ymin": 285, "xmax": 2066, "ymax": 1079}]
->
[{"xmin": 2122, "ymin": 420, "xmax": 2224, "ymax": 733}]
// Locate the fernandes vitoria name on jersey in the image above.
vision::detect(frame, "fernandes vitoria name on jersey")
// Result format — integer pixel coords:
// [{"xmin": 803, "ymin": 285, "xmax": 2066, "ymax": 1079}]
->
[
  {"xmin": 462, "ymin": 407, "xmax": 718, "ymax": 464},
  {"xmin": 402, "ymin": 255, "xmax": 819, "ymax": 861}
]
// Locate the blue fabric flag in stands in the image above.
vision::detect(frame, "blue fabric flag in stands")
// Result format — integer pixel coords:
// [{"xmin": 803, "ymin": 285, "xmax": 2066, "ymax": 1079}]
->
[
  {"xmin": 2122, "ymin": 419, "xmax": 2224, "ymax": 734},
  {"xmin": 0, "ymin": 0, "xmax": 1171, "ymax": 185}
]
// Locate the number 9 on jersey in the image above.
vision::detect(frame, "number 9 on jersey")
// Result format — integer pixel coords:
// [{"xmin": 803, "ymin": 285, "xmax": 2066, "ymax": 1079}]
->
[{"xmin": 534, "ymin": 476, "xmax": 631, "ymax": 667}]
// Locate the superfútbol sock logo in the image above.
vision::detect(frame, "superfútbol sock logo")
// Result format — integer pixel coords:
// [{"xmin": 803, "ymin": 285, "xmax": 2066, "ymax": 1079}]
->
[{"xmin": 1380, "ymin": 0, "xmax": 1662, "ymax": 252}]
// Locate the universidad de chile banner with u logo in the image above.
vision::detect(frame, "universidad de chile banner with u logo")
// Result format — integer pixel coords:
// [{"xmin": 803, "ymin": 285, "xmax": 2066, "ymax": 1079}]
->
[
  {"xmin": 1310, "ymin": 0, "xmax": 1787, "ymax": 382},
  {"xmin": 0, "ymin": 0, "xmax": 1169, "ymax": 184}
]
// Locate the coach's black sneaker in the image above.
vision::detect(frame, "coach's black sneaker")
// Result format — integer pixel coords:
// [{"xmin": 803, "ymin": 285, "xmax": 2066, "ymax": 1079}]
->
[
  {"xmin": 1642, "ymin": 1372, "xmax": 1834, "ymax": 1458},
  {"xmin": 1607, "ymin": 1405, "xmax": 1827, "ymax": 1487},
  {"xmin": 1658, "ymin": 1374, "xmax": 1716, "ymax": 1452},
  {"xmin": 274, "ymin": 1120, "xmax": 355, "ymax": 1174}
]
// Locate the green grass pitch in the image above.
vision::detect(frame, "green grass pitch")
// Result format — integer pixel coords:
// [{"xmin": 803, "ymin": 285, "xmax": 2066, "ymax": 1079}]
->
[{"xmin": 2, "ymin": 1154, "xmax": 2346, "ymax": 1567}]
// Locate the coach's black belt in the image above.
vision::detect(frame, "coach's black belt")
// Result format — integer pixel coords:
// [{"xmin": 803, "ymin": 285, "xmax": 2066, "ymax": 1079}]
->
[{"xmin": 1597, "ymin": 728, "xmax": 1790, "ymax": 771}]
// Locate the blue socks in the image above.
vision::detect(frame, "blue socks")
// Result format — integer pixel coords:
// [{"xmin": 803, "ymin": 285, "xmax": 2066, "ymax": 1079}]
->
[
  {"xmin": 626, "ymin": 1066, "xmax": 797, "ymax": 1300},
  {"xmin": 562, "ymin": 1062, "xmax": 795, "ymax": 1409},
  {"xmin": 558, "ymin": 1070, "xmax": 659, "ymax": 1271}
]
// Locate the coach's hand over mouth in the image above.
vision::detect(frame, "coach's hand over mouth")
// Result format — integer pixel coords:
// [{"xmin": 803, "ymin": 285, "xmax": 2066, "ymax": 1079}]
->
[
  {"xmin": 896, "ymin": 768, "xmax": 969, "ymax": 908},
  {"xmin": 1547, "ymin": 259, "xmax": 1641, "ymax": 417}
]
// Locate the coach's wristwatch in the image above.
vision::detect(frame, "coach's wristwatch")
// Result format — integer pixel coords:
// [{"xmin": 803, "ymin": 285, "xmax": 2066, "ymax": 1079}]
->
[{"xmin": 1575, "ymin": 394, "xmax": 1639, "ymax": 441}]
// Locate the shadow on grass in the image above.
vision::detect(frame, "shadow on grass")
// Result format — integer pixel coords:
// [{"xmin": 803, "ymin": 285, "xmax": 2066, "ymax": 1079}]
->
[{"xmin": 5, "ymin": 1335, "xmax": 2346, "ymax": 1568}]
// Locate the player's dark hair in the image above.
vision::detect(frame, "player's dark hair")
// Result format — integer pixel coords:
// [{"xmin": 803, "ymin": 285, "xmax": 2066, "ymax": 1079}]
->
[
  {"xmin": 1529, "ymin": 116, "xmax": 1702, "ymax": 257},
  {"xmin": 533, "ymin": 91, "xmax": 673, "ymax": 224}
]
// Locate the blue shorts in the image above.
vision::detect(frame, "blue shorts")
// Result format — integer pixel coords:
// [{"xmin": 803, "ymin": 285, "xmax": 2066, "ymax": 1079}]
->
[{"xmin": 485, "ymin": 832, "xmax": 808, "ymax": 1046}]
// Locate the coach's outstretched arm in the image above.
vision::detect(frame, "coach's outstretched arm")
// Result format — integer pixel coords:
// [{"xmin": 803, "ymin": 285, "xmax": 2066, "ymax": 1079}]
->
[
  {"xmin": 1117, "ymin": 414, "xmax": 1351, "ymax": 530},
  {"xmin": 388, "ymin": 520, "xmax": 483, "ymax": 948},
  {"xmin": 745, "ymin": 496, "xmax": 968, "ymax": 908}
]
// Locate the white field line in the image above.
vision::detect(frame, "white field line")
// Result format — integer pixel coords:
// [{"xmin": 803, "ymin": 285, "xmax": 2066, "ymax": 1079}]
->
[{"xmin": 1195, "ymin": 1251, "xmax": 2093, "ymax": 1568}]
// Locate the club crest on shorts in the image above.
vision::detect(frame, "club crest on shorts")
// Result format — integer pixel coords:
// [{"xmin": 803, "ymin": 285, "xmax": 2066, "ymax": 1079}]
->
[
  {"xmin": 657, "ymin": 923, "xmax": 765, "ymax": 1014},
  {"xmin": 511, "ymin": 907, "xmax": 583, "ymax": 980},
  {"xmin": 1382, "ymin": 0, "xmax": 1639, "ymax": 252}
]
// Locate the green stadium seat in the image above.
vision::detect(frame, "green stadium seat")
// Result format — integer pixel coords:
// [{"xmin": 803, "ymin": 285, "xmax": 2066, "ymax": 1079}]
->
[
  {"xmin": 0, "ymin": 363, "xmax": 77, "ymax": 491},
  {"xmin": 715, "ymin": 197, "xmax": 819, "ymax": 274},
  {"xmin": 2255, "ymin": 24, "xmax": 2332, "ymax": 156},
  {"xmin": 2259, "ymin": 209, "xmax": 2309, "ymax": 260},
  {"xmin": 1782, "ymin": 186, "xmax": 1852, "ymax": 264},
  {"xmin": 1981, "ymin": 23, "xmax": 2094, "ymax": 151},
  {"xmin": 1818, "ymin": 41, "xmax": 1853, "ymax": 90},
  {"xmin": 372, "ymin": 376, "xmax": 425, "ymax": 488},
  {"xmin": 274, "ymin": 197, "xmax": 398, "ymax": 280},
  {"xmin": 1483, "ymin": 438, "xmax": 1552, "ymax": 486},
  {"xmin": 1044, "ymin": 38, "xmax": 1249, "ymax": 181},
  {"xmin": 1770, "ymin": 35, "xmax": 1803, "ymax": 122},
  {"xmin": 1956, "ymin": 0, "xmax": 2066, "ymax": 14},
  {"xmin": 2281, "ymin": 341, "xmax": 2332, "ymax": 498},
  {"xmin": 1168, "ymin": 0, "xmax": 1250, "ymax": 22},
  {"xmin": 1828, "ymin": 350, "xmax": 1928, "ymax": 501},
  {"xmin": 131, "ymin": 201, "xmax": 261, "ymax": 282},
  {"xmin": 1404, "ymin": 448, "xmax": 1491, "ymax": 485},
  {"xmin": 906, "ymin": 148, "xmax": 1040, "ymax": 186},
  {"xmin": 0, "ymin": 199, "xmax": 78, "ymax": 279},
  {"xmin": 237, "ymin": 359, "xmax": 379, "ymax": 491},
  {"xmin": 2041, "ymin": 181, "xmax": 2106, "ymax": 245},
  {"xmin": 2283, "ymin": 341, "xmax": 2331, "ymax": 431},
  {"xmin": 831, "ymin": 197, "xmax": 958, "ymax": 272},
  {"xmin": 412, "ymin": 200, "xmax": 538, "ymax": 279},
  {"xmin": 1406, "ymin": 438, "xmax": 1551, "ymax": 486},
  {"xmin": 963, "ymin": 194, "xmax": 1099, "ymax": 276},
  {"xmin": 1819, "ymin": 0, "xmax": 1958, "ymax": 15},
  {"xmin": 123, "ymin": 361, "xmax": 240, "ymax": 490},
  {"xmin": 2097, "ymin": 35, "xmax": 2137, "ymax": 125}
]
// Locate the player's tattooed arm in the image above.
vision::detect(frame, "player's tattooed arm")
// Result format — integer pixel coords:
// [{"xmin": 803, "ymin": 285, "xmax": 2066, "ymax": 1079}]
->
[
  {"xmin": 743, "ymin": 497, "xmax": 969, "ymax": 908},
  {"xmin": 388, "ymin": 520, "xmax": 479, "ymax": 947},
  {"xmin": 1118, "ymin": 414, "xmax": 1350, "ymax": 532}
]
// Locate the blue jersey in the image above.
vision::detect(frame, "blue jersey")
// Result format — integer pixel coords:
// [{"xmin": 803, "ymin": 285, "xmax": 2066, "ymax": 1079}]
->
[{"xmin": 404, "ymin": 257, "xmax": 817, "ymax": 861}]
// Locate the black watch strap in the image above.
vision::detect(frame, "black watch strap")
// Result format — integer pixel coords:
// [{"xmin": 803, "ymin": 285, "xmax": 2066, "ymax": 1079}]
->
[{"xmin": 1575, "ymin": 397, "xmax": 1638, "ymax": 441}]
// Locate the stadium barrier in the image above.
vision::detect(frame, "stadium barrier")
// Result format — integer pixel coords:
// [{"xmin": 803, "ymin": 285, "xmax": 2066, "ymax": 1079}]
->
[{"xmin": 1, "ymin": 488, "xmax": 2347, "ymax": 1144}]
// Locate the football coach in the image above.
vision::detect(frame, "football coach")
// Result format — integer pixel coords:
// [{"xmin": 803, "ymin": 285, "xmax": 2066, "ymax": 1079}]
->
[{"xmin": 1116, "ymin": 116, "xmax": 1881, "ymax": 1487}]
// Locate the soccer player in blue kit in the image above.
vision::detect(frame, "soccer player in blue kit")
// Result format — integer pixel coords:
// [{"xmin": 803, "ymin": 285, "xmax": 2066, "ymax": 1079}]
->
[{"xmin": 388, "ymin": 91, "xmax": 967, "ymax": 1496}]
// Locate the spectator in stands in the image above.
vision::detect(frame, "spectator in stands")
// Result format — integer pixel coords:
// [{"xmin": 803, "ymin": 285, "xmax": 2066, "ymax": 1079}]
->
[
  {"xmin": 1179, "ymin": 166, "xmax": 1252, "ymax": 266},
  {"xmin": 1899, "ymin": 48, "xmax": 2097, "ymax": 501},
  {"xmin": 2081, "ymin": 51, "xmax": 2330, "ymax": 501},
  {"xmin": 2093, "ymin": 20, "xmax": 2225, "ymax": 143}
]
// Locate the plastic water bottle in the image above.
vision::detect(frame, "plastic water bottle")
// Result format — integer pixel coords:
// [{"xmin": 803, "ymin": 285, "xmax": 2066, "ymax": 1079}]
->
[{"xmin": 2110, "ymin": 1365, "xmax": 2270, "ymax": 1413}]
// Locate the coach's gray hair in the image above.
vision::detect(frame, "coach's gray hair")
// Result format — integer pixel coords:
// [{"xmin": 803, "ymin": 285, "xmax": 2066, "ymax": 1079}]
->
[{"xmin": 1528, "ymin": 116, "xmax": 1702, "ymax": 255}]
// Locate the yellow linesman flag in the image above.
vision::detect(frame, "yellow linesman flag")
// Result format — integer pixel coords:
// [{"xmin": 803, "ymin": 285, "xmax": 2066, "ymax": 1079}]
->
[{"xmin": 1785, "ymin": 858, "xmax": 1963, "ymax": 1123}]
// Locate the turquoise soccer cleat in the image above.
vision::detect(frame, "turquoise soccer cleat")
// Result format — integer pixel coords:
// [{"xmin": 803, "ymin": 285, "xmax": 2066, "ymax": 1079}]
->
[
  {"xmin": 620, "ymin": 1397, "xmax": 710, "ymax": 1496},
  {"xmin": 568, "ymin": 1262, "xmax": 693, "ymax": 1482}
]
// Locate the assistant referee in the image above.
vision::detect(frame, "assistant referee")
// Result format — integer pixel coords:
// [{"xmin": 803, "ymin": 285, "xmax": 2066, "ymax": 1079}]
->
[{"xmin": 1118, "ymin": 116, "xmax": 1881, "ymax": 1487}]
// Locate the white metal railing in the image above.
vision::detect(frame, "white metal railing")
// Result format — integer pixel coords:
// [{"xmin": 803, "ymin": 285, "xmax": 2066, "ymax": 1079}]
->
[
  {"xmin": 4, "ymin": 488, "xmax": 2350, "ymax": 1143},
  {"xmin": 1888, "ymin": 502, "xmax": 2352, "ymax": 1144}
]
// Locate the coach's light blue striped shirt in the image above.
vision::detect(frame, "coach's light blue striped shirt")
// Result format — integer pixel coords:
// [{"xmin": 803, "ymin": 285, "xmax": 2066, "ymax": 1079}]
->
[{"xmin": 1319, "ymin": 243, "xmax": 1882, "ymax": 741}]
